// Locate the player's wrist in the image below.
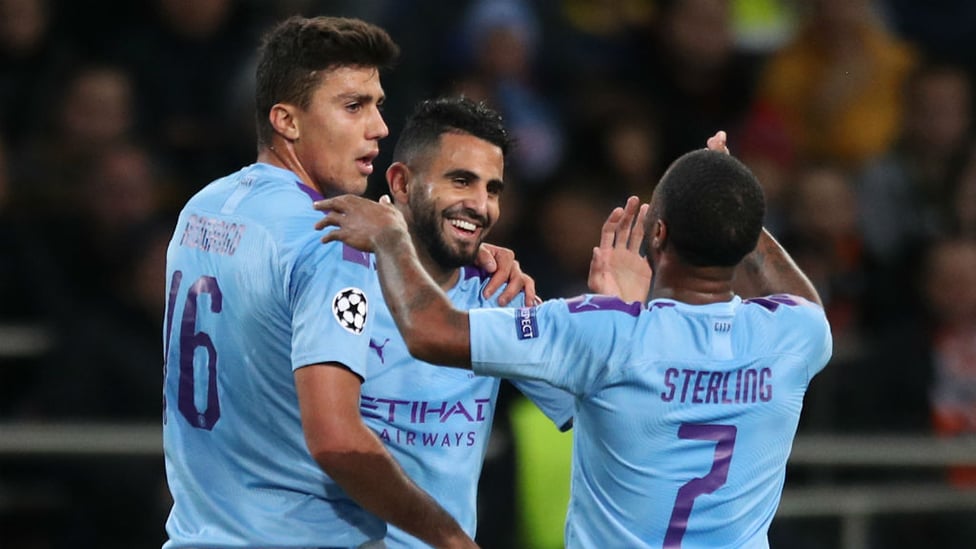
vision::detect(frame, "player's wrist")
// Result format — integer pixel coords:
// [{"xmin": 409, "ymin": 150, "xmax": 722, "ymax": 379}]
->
[{"xmin": 375, "ymin": 224, "xmax": 412, "ymax": 255}]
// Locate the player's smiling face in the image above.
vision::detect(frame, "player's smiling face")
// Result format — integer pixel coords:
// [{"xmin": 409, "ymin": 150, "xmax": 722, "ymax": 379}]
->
[
  {"xmin": 408, "ymin": 132, "xmax": 504, "ymax": 269},
  {"xmin": 294, "ymin": 66, "xmax": 388, "ymax": 197}
]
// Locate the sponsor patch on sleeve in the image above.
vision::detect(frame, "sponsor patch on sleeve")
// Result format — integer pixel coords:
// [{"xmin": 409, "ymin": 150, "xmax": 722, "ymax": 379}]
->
[
  {"xmin": 515, "ymin": 307, "xmax": 538, "ymax": 340},
  {"xmin": 332, "ymin": 287, "xmax": 368, "ymax": 334}
]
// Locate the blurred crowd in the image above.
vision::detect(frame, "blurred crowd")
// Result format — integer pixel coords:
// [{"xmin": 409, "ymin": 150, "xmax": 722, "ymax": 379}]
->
[{"xmin": 2, "ymin": 0, "xmax": 976, "ymax": 547}]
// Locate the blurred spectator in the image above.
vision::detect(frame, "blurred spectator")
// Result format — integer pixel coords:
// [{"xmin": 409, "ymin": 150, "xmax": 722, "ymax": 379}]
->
[
  {"xmin": 751, "ymin": 0, "xmax": 917, "ymax": 169},
  {"xmin": 12, "ymin": 150, "xmax": 173, "ymax": 547},
  {"xmin": 563, "ymin": 88, "xmax": 663, "ymax": 203},
  {"xmin": 782, "ymin": 163, "xmax": 867, "ymax": 362},
  {"xmin": 549, "ymin": 0, "xmax": 653, "ymax": 83},
  {"xmin": 925, "ymin": 238, "xmax": 976, "ymax": 487},
  {"xmin": 635, "ymin": 0, "xmax": 763, "ymax": 166},
  {"xmin": 857, "ymin": 61, "xmax": 973, "ymax": 330},
  {"xmin": 858, "ymin": 237, "xmax": 976, "ymax": 549},
  {"xmin": 518, "ymin": 182, "xmax": 616, "ymax": 298},
  {"xmin": 735, "ymin": 101, "xmax": 797, "ymax": 236},
  {"xmin": 858, "ymin": 61, "xmax": 972, "ymax": 267},
  {"xmin": 449, "ymin": 0, "xmax": 565, "ymax": 186},
  {"xmin": 881, "ymin": 0, "xmax": 976, "ymax": 75},
  {"xmin": 18, "ymin": 141, "xmax": 170, "ymax": 419},
  {"xmin": 111, "ymin": 0, "xmax": 258, "ymax": 193},
  {"xmin": 11, "ymin": 63, "xmax": 137, "ymax": 216},
  {"xmin": 777, "ymin": 163, "xmax": 869, "ymax": 434},
  {"xmin": 0, "ymin": 0, "xmax": 71, "ymax": 148}
]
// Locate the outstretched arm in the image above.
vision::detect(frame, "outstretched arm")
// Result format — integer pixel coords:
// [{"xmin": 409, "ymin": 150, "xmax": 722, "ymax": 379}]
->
[{"xmin": 314, "ymin": 195, "xmax": 473, "ymax": 367}]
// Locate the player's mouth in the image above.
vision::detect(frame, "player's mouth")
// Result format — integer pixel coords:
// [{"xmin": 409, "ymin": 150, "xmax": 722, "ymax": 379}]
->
[
  {"xmin": 447, "ymin": 217, "xmax": 484, "ymax": 241},
  {"xmin": 356, "ymin": 151, "xmax": 378, "ymax": 175}
]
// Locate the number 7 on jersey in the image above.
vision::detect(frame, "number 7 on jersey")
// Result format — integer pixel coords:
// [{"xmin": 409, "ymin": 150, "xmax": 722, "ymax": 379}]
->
[{"xmin": 664, "ymin": 423, "xmax": 737, "ymax": 548}]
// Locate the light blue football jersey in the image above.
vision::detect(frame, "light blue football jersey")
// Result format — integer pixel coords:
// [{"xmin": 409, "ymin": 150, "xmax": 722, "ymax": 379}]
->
[
  {"xmin": 363, "ymin": 267, "xmax": 574, "ymax": 548},
  {"xmin": 470, "ymin": 294, "xmax": 832, "ymax": 549},
  {"xmin": 162, "ymin": 163, "xmax": 383, "ymax": 548}
]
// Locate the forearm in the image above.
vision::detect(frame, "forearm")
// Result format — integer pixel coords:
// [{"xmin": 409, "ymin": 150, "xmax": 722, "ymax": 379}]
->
[
  {"xmin": 374, "ymin": 230, "xmax": 472, "ymax": 367},
  {"xmin": 316, "ymin": 428, "xmax": 473, "ymax": 548},
  {"xmin": 733, "ymin": 228, "xmax": 822, "ymax": 306}
]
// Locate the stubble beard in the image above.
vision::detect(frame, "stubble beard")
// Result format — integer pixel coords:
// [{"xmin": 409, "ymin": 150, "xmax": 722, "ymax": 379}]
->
[{"xmin": 412, "ymin": 201, "xmax": 483, "ymax": 271}]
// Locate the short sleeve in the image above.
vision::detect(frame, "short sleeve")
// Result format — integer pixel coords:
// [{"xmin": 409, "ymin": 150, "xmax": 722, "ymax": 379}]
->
[
  {"xmin": 289, "ymin": 235, "xmax": 374, "ymax": 378},
  {"xmin": 470, "ymin": 296, "xmax": 638, "ymax": 395}
]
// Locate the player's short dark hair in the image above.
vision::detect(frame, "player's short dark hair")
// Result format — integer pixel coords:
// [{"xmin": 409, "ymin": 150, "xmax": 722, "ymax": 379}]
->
[
  {"xmin": 254, "ymin": 16, "xmax": 399, "ymax": 147},
  {"xmin": 392, "ymin": 96, "xmax": 512, "ymax": 167},
  {"xmin": 653, "ymin": 149, "xmax": 765, "ymax": 267}
]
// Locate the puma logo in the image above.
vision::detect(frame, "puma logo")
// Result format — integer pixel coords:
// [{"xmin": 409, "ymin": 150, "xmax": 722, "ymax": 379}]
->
[
  {"xmin": 576, "ymin": 294, "xmax": 600, "ymax": 309},
  {"xmin": 370, "ymin": 337, "xmax": 391, "ymax": 363}
]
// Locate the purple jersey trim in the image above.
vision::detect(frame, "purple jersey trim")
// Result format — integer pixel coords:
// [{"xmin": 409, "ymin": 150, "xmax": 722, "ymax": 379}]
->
[
  {"xmin": 743, "ymin": 294, "xmax": 802, "ymax": 312},
  {"xmin": 566, "ymin": 294, "xmax": 642, "ymax": 316},
  {"xmin": 295, "ymin": 182, "xmax": 324, "ymax": 202},
  {"xmin": 342, "ymin": 245, "xmax": 371, "ymax": 267},
  {"xmin": 462, "ymin": 265, "xmax": 489, "ymax": 281},
  {"xmin": 295, "ymin": 182, "xmax": 370, "ymax": 267}
]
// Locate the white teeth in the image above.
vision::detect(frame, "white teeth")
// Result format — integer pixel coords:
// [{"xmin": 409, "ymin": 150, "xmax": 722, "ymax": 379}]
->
[{"xmin": 450, "ymin": 219, "xmax": 477, "ymax": 232}]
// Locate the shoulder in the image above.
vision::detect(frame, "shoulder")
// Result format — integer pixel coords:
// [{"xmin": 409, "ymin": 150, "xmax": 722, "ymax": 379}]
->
[
  {"xmin": 564, "ymin": 294, "xmax": 644, "ymax": 317},
  {"xmin": 739, "ymin": 294, "xmax": 831, "ymax": 354},
  {"xmin": 741, "ymin": 293, "xmax": 822, "ymax": 313},
  {"xmin": 740, "ymin": 294, "xmax": 827, "ymax": 325},
  {"xmin": 454, "ymin": 266, "xmax": 527, "ymax": 309}
]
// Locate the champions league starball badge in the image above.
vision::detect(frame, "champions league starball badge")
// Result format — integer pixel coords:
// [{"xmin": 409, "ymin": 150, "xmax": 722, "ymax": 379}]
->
[{"xmin": 332, "ymin": 287, "xmax": 368, "ymax": 334}]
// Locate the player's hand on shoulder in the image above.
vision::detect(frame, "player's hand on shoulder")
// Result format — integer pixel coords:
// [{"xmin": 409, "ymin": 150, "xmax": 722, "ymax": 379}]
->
[
  {"xmin": 477, "ymin": 243, "xmax": 538, "ymax": 306},
  {"xmin": 314, "ymin": 194, "xmax": 408, "ymax": 252}
]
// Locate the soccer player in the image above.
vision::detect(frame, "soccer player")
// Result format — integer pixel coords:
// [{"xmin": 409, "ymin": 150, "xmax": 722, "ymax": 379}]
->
[
  {"xmin": 361, "ymin": 96, "xmax": 574, "ymax": 548},
  {"xmin": 162, "ymin": 16, "xmax": 484, "ymax": 549},
  {"xmin": 313, "ymin": 138, "xmax": 831, "ymax": 548}
]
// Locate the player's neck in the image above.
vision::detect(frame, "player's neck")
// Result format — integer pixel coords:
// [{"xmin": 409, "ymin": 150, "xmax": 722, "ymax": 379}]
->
[
  {"xmin": 650, "ymin": 263, "xmax": 735, "ymax": 305},
  {"xmin": 257, "ymin": 143, "xmax": 323, "ymax": 196}
]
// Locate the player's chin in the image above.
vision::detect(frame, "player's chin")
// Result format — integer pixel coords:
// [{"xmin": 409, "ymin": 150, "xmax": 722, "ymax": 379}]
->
[
  {"xmin": 452, "ymin": 244, "xmax": 481, "ymax": 266},
  {"xmin": 338, "ymin": 177, "xmax": 369, "ymax": 197}
]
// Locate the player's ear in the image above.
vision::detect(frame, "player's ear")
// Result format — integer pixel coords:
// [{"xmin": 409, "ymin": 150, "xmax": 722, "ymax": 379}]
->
[
  {"xmin": 651, "ymin": 219, "xmax": 667, "ymax": 251},
  {"xmin": 386, "ymin": 162, "xmax": 411, "ymax": 203},
  {"xmin": 269, "ymin": 103, "xmax": 300, "ymax": 141}
]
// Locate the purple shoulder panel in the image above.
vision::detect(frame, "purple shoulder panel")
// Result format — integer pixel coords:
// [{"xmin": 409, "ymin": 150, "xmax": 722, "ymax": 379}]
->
[
  {"xmin": 743, "ymin": 294, "xmax": 803, "ymax": 312},
  {"xmin": 299, "ymin": 182, "xmax": 370, "ymax": 267},
  {"xmin": 566, "ymin": 294, "xmax": 642, "ymax": 317},
  {"xmin": 462, "ymin": 265, "xmax": 490, "ymax": 281},
  {"xmin": 295, "ymin": 182, "xmax": 324, "ymax": 202},
  {"xmin": 342, "ymin": 244, "xmax": 371, "ymax": 267}
]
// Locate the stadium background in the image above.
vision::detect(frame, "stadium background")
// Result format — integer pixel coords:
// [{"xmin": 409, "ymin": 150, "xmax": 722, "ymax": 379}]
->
[{"xmin": 2, "ymin": 0, "xmax": 976, "ymax": 547}]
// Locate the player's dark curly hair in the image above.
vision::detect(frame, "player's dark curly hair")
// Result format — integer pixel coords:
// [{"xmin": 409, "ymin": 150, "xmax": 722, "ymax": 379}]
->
[
  {"xmin": 254, "ymin": 16, "xmax": 399, "ymax": 147},
  {"xmin": 653, "ymin": 149, "xmax": 765, "ymax": 267},
  {"xmin": 392, "ymin": 96, "xmax": 513, "ymax": 166}
]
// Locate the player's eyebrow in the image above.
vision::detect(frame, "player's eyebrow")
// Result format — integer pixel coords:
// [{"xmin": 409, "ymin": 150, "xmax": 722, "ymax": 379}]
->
[
  {"xmin": 444, "ymin": 169, "xmax": 505, "ymax": 193},
  {"xmin": 337, "ymin": 91, "xmax": 384, "ymax": 105},
  {"xmin": 444, "ymin": 168, "xmax": 479, "ymax": 181}
]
